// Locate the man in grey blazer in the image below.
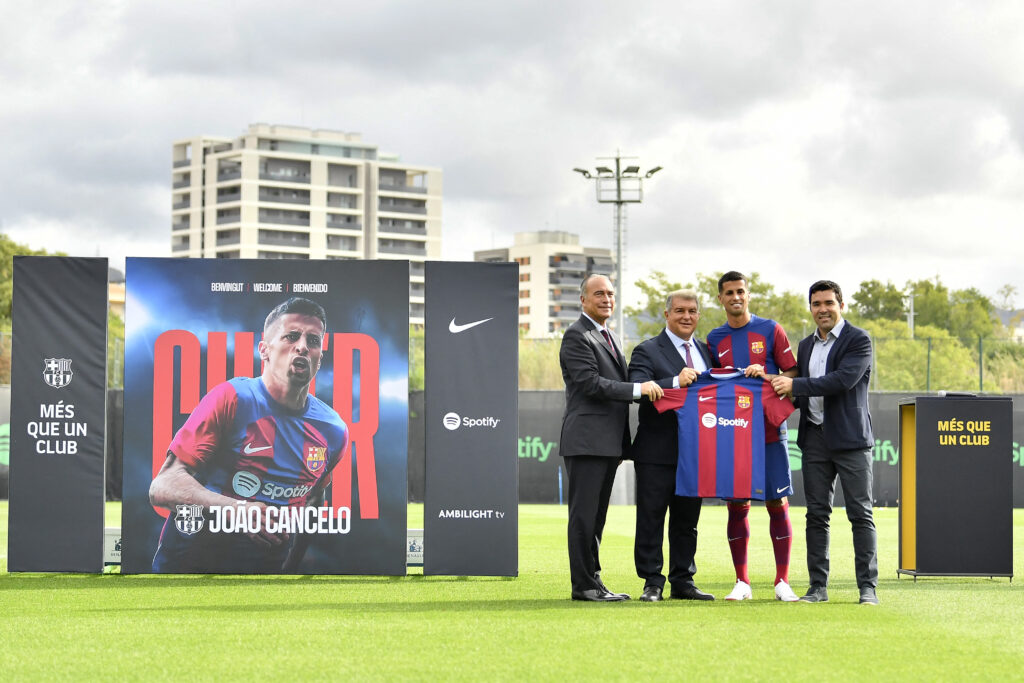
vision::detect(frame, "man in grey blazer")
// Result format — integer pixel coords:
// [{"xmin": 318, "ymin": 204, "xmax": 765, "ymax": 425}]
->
[
  {"xmin": 771, "ymin": 280, "xmax": 879, "ymax": 605},
  {"xmin": 559, "ymin": 274, "xmax": 663, "ymax": 602},
  {"xmin": 628, "ymin": 289, "xmax": 715, "ymax": 602}
]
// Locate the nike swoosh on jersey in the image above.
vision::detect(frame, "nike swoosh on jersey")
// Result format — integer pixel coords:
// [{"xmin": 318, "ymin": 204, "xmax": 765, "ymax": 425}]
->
[
  {"xmin": 698, "ymin": 396, "xmax": 713, "ymax": 401},
  {"xmin": 449, "ymin": 316, "xmax": 494, "ymax": 333},
  {"xmin": 243, "ymin": 443, "xmax": 272, "ymax": 454},
  {"xmin": 718, "ymin": 349, "xmax": 729, "ymax": 357}
]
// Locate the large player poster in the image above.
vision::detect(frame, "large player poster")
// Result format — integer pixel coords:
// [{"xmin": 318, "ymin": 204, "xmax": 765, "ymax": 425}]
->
[{"xmin": 121, "ymin": 258, "xmax": 409, "ymax": 574}]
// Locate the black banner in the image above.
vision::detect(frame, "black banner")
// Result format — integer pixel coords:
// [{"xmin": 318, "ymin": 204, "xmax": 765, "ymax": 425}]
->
[
  {"xmin": 8, "ymin": 256, "xmax": 107, "ymax": 572},
  {"xmin": 424, "ymin": 262, "xmax": 518, "ymax": 576}
]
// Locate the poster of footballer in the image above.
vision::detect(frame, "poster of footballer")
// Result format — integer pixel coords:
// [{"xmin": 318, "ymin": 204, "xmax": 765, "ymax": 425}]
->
[{"xmin": 121, "ymin": 258, "xmax": 409, "ymax": 575}]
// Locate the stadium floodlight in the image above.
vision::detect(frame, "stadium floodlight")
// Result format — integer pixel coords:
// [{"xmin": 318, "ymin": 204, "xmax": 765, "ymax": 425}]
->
[{"xmin": 571, "ymin": 152, "xmax": 663, "ymax": 343}]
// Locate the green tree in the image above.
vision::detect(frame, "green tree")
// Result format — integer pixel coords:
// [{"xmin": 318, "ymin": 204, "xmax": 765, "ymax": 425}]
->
[
  {"xmin": 410, "ymin": 325, "xmax": 424, "ymax": 391},
  {"xmin": 861, "ymin": 319, "xmax": 990, "ymax": 392},
  {"xmin": 851, "ymin": 279, "xmax": 905, "ymax": 321},
  {"xmin": 0, "ymin": 233, "xmax": 58, "ymax": 323},
  {"xmin": 948, "ymin": 287, "xmax": 999, "ymax": 340},
  {"xmin": 623, "ymin": 270, "xmax": 683, "ymax": 340}
]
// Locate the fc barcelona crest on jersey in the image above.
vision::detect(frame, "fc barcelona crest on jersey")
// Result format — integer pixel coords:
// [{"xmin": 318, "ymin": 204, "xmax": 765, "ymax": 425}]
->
[
  {"xmin": 174, "ymin": 504, "xmax": 205, "ymax": 536},
  {"xmin": 43, "ymin": 358, "xmax": 74, "ymax": 388},
  {"xmin": 737, "ymin": 394, "xmax": 751, "ymax": 409},
  {"xmin": 750, "ymin": 341, "xmax": 765, "ymax": 355},
  {"xmin": 306, "ymin": 445, "xmax": 327, "ymax": 473}
]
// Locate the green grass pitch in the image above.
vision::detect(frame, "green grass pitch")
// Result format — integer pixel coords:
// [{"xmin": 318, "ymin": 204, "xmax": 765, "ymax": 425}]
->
[{"xmin": 1, "ymin": 502, "xmax": 1023, "ymax": 680}]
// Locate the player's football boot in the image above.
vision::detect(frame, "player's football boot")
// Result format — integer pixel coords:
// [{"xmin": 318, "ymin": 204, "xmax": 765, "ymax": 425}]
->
[
  {"xmin": 725, "ymin": 580, "xmax": 752, "ymax": 601},
  {"xmin": 774, "ymin": 580, "xmax": 799, "ymax": 602}
]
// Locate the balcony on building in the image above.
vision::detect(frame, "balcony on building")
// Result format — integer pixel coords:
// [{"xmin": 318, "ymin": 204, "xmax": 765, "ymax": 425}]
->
[
  {"xmin": 328, "ymin": 164, "xmax": 359, "ymax": 188},
  {"xmin": 326, "ymin": 234, "xmax": 359, "ymax": 251},
  {"xmin": 549, "ymin": 305, "xmax": 581, "ymax": 320},
  {"xmin": 409, "ymin": 261, "xmax": 425, "ymax": 278},
  {"xmin": 172, "ymin": 216, "xmax": 191, "ymax": 230},
  {"xmin": 258, "ymin": 251, "xmax": 310, "ymax": 259},
  {"xmin": 216, "ymin": 229, "xmax": 241, "ymax": 246},
  {"xmin": 379, "ymin": 197, "xmax": 427, "ymax": 215},
  {"xmin": 327, "ymin": 213, "xmax": 361, "ymax": 230},
  {"xmin": 378, "ymin": 238, "xmax": 427, "ymax": 256},
  {"xmin": 550, "ymin": 288, "xmax": 580, "ymax": 304},
  {"xmin": 172, "ymin": 172, "xmax": 191, "ymax": 189},
  {"xmin": 259, "ymin": 186, "xmax": 310, "ymax": 205},
  {"xmin": 217, "ymin": 161, "xmax": 242, "ymax": 182},
  {"xmin": 327, "ymin": 192, "xmax": 359, "ymax": 209},
  {"xmin": 378, "ymin": 218, "xmax": 427, "ymax": 237},
  {"xmin": 258, "ymin": 229, "xmax": 310, "ymax": 249},
  {"xmin": 588, "ymin": 256, "xmax": 615, "ymax": 275},
  {"xmin": 259, "ymin": 158, "xmax": 311, "ymax": 184},
  {"xmin": 217, "ymin": 186, "xmax": 241, "ymax": 204},
  {"xmin": 258, "ymin": 208, "xmax": 309, "ymax": 227},
  {"xmin": 172, "ymin": 195, "xmax": 191, "ymax": 211},
  {"xmin": 216, "ymin": 208, "xmax": 241, "ymax": 225},
  {"xmin": 171, "ymin": 235, "xmax": 190, "ymax": 252},
  {"xmin": 379, "ymin": 168, "xmax": 428, "ymax": 194}
]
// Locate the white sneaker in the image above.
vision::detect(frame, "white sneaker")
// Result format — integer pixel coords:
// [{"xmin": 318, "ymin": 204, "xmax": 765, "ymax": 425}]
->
[
  {"xmin": 774, "ymin": 580, "xmax": 799, "ymax": 602},
  {"xmin": 725, "ymin": 580, "xmax": 752, "ymax": 601}
]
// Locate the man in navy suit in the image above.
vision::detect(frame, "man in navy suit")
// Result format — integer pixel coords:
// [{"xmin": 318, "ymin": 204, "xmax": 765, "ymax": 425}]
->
[
  {"xmin": 771, "ymin": 280, "xmax": 879, "ymax": 605},
  {"xmin": 628, "ymin": 289, "xmax": 715, "ymax": 602},
  {"xmin": 559, "ymin": 274, "xmax": 664, "ymax": 601}
]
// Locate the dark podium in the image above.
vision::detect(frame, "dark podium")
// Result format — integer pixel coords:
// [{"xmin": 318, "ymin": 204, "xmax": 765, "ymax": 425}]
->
[{"xmin": 898, "ymin": 395, "xmax": 1013, "ymax": 578}]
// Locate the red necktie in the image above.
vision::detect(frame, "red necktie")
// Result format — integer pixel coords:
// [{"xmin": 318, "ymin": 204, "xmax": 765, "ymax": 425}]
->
[
  {"xmin": 682, "ymin": 341, "xmax": 693, "ymax": 368},
  {"xmin": 601, "ymin": 329, "xmax": 619, "ymax": 361}
]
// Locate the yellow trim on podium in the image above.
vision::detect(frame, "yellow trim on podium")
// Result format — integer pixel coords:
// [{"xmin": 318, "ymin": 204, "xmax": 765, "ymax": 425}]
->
[{"xmin": 900, "ymin": 404, "xmax": 916, "ymax": 571}]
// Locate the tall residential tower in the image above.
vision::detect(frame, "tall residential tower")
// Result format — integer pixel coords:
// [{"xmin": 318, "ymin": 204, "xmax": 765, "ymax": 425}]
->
[{"xmin": 171, "ymin": 123, "xmax": 442, "ymax": 322}]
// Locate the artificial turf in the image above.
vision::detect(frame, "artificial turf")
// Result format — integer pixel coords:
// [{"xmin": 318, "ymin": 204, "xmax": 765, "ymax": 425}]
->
[{"xmin": 1, "ymin": 502, "xmax": 1022, "ymax": 680}]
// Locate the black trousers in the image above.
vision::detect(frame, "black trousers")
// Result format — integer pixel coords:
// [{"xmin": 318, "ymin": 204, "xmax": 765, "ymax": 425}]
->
[
  {"xmin": 802, "ymin": 423, "xmax": 878, "ymax": 589},
  {"xmin": 634, "ymin": 462, "xmax": 701, "ymax": 590},
  {"xmin": 564, "ymin": 455, "xmax": 620, "ymax": 593}
]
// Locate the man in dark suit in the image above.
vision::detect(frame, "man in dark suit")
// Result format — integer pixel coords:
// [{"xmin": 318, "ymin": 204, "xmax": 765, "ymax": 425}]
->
[
  {"xmin": 771, "ymin": 280, "xmax": 879, "ymax": 605},
  {"xmin": 628, "ymin": 289, "xmax": 715, "ymax": 602},
  {"xmin": 559, "ymin": 274, "xmax": 663, "ymax": 602}
]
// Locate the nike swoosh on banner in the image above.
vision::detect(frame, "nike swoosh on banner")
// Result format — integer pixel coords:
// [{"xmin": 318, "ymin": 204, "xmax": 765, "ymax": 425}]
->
[
  {"xmin": 244, "ymin": 443, "xmax": 272, "ymax": 454},
  {"xmin": 449, "ymin": 316, "xmax": 494, "ymax": 333},
  {"xmin": 718, "ymin": 349, "xmax": 729, "ymax": 357}
]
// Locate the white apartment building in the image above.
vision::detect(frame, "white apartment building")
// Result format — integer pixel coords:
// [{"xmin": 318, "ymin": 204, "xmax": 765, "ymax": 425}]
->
[
  {"xmin": 474, "ymin": 231, "xmax": 615, "ymax": 337},
  {"xmin": 171, "ymin": 123, "xmax": 442, "ymax": 322}
]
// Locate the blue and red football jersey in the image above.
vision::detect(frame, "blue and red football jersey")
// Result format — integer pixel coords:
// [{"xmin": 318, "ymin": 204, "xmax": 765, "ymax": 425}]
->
[
  {"xmin": 655, "ymin": 369, "xmax": 794, "ymax": 501},
  {"xmin": 153, "ymin": 376, "xmax": 349, "ymax": 572},
  {"xmin": 707, "ymin": 314, "xmax": 796, "ymax": 375}
]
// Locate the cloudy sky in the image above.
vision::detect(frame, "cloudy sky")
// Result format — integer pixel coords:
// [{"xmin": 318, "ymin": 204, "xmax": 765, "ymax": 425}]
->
[{"xmin": 3, "ymin": 1, "xmax": 1023, "ymax": 309}]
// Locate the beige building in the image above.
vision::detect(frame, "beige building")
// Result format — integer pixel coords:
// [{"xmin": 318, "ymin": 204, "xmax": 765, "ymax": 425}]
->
[
  {"xmin": 171, "ymin": 123, "xmax": 442, "ymax": 322},
  {"xmin": 475, "ymin": 231, "xmax": 614, "ymax": 337}
]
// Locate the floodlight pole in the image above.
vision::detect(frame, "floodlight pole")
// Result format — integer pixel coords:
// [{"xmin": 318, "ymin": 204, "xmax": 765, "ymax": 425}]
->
[{"xmin": 573, "ymin": 152, "xmax": 661, "ymax": 342}]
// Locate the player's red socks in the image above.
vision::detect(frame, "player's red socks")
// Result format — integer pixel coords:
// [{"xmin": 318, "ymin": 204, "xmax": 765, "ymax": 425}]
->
[
  {"xmin": 726, "ymin": 500, "xmax": 751, "ymax": 584},
  {"xmin": 766, "ymin": 499, "xmax": 792, "ymax": 585}
]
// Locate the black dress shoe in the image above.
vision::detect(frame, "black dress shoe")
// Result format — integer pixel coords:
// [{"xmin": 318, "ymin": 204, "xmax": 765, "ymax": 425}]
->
[
  {"xmin": 571, "ymin": 588, "xmax": 628, "ymax": 602},
  {"xmin": 670, "ymin": 585, "xmax": 715, "ymax": 601},
  {"xmin": 799, "ymin": 585, "xmax": 829, "ymax": 603},
  {"xmin": 639, "ymin": 585, "xmax": 663, "ymax": 602},
  {"xmin": 596, "ymin": 577, "xmax": 631, "ymax": 600}
]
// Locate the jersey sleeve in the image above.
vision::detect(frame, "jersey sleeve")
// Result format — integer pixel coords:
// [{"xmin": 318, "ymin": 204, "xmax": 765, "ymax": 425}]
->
[
  {"xmin": 167, "ymin": 381, "xmax": 238, "ymax": 469},
  {"xmin": 772, "ymin": 323, "xmax": 797, "ymax": 372},
  {"xmin": 654, "ymin": 387, "xmax": 688, "ymax": 413},
  {"xmin": 760, "ymin": 383, "xmax": 795, "ymax": 428}
]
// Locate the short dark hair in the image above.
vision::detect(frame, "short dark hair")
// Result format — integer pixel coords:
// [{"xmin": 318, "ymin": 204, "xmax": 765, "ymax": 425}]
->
[
  {"xmin": 718, "ymin": 271, "xmax": 748, "ymax": 293},
  {"xmin": 808, "ymin": 280, "xmax": 843, "ymax": 306},
  {"xmin": 264, "ymin": 297, "xmax": 327, "ymax": 333}
]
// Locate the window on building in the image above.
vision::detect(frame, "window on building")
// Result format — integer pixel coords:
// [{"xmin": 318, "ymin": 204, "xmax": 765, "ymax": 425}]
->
[
  {"xmin": 519, "ymin": 306, "xmax": 530, "ymax": 315},
  {"xmin": 519, "ymin": 289, "xmax": 529, "ymax": 299},
  {"xmin": 519, "ymin": 273, "xmax": 530, "ymax": 282}
]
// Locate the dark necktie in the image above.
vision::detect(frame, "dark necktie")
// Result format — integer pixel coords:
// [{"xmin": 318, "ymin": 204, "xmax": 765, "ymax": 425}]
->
[
  {"xmin": 682, "ymin": 341, "xmax": 693, "ymax": 368},
  {"xmin": 601, "ymin": 328, "xmax": 614, "ymax": 352}
]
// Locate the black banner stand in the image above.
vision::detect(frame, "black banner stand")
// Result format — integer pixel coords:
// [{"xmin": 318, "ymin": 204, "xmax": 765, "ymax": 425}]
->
[{"xmin": 898, "ymin": 395, "xmax": 1013, "ymax": 579}]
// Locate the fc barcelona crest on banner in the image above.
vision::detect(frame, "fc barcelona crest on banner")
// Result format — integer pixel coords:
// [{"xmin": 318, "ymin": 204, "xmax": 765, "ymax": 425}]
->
[
  {"xmin": 306, "ymin": 445, "xmax": 327, "ymax": 473},
  {"xmin": 43, "ymin": 358, "xmax": 74, "ymax": 388},
  {"xmin": 174, "ymin": 504, "xmax": 205, "ymax": 536}
]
